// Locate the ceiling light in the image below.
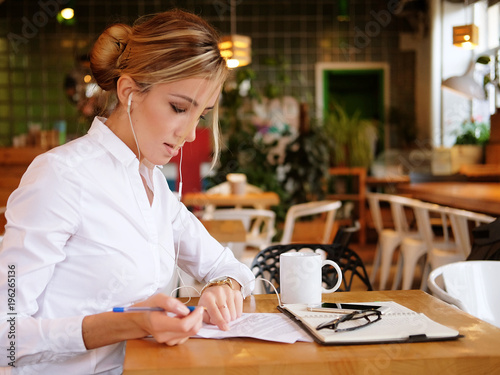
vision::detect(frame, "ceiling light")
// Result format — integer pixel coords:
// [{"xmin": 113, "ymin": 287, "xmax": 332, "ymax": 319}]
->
[
  {"xmin": 219, "ymin": 35, "xmax": 251, "ymax": 68},
  {"xmin": 60, "ymin": 8, "xmax": 75, "ymax": 20},
  {"xmin": 218, "ymin": 0, "xmax": 251, "ymax": 69}
]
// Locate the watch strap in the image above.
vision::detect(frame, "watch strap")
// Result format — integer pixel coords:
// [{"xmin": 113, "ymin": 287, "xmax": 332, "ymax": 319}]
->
[{"xmin": 200, "ymin": 277, "xmax": 234, "ymax": 294}]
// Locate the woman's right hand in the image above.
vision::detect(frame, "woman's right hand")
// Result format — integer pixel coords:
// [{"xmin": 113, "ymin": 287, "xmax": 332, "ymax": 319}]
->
[
  {"xmin": 130, "ymin": 293, "xmax": 204, "ymax": 346},
  {"xmin": 83, "ymin": 293, "xmax": 204, "ymax": 349}
]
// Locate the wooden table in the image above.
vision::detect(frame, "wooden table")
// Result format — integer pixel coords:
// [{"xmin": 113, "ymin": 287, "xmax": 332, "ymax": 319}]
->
[
  {"xmin": 123, "ymin": 290, "xmax": 500, "ymax": 374},
  {"xmin": 366, "ymin": 175, "xmax": 410, "ymax": 187},
  {"xmin": 201, "ymin": 219, "xmax": 246, "ymax": 243},
  {"xmin": 397, "ymin": 182, "xmax": 500, "ymax": 215},
  {"xmin": 183, "ymin": 191, "xmax": 280, "ymax": 209}
]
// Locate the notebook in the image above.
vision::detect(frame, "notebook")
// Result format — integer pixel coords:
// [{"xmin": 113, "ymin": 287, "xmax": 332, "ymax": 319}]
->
[{"xmin": 277, "ymin": 301, "xmax": 461, "ymax": 345}]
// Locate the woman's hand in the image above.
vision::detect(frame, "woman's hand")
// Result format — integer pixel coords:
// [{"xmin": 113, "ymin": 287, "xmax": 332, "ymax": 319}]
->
[
  {"xmin": 82, "ymin": 293, "xmax": 204, "ymax": 349},
  {"xmin": 198, "ymin": 278, "xmax": 243, "ymax": 331},
  {"xmin": 132, "ymin": 293, "xmax": 204, "ymax": 346}
]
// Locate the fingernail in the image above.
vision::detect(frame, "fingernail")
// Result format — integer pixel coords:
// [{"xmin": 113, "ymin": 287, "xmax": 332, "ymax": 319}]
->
[{"xmin": 175, "ymin": 305, "xmax": 190, "ymax": 315}]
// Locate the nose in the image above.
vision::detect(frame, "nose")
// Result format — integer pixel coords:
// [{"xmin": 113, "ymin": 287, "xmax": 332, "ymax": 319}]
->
[{"xmin": 184, "ymin": 123, "xmax": 197, "ymax": 143}]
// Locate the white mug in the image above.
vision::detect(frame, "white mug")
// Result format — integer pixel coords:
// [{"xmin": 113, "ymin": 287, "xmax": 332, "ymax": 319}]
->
[{"xmin": 280, "ymin": 252, "xmax": 342, "ymax": 305}]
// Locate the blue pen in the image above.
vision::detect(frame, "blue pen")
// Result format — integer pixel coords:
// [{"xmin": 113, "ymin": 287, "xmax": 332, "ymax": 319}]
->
[{"xmin": 113, "ymin": 306, "xmax": 197, "ymax": 313}]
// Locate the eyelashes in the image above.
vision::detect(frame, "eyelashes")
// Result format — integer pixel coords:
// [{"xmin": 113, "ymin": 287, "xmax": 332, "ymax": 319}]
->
[
  {"xmin": 170, "ymin": 103, "xmax": 185, "ymax": 114},
  {"xmin": 170, "ymin": 104, "xmax": 206, "ymax": 121}
]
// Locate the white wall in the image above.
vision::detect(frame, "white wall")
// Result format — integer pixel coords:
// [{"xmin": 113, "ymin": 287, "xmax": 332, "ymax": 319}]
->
[{"xmin": 436, "ymin": 0, "xmax": 497, "ymax": 147}]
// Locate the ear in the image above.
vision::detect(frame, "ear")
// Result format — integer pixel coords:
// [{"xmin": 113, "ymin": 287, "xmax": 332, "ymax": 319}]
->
[{"xmin": 116, "ymin": 75, "xmax": 138, "ymax": 108}]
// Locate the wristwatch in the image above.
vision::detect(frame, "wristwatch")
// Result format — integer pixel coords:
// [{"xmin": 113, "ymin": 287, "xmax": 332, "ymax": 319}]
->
[{"xmin": 200, "ymin": 276, "xmax": 234, "ymax": 294}]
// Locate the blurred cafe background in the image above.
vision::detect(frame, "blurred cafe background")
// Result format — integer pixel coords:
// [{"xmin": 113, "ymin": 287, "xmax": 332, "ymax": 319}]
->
[{"xmin": 0, "ymin": 0, "xmax": 500, "ymax": 271}]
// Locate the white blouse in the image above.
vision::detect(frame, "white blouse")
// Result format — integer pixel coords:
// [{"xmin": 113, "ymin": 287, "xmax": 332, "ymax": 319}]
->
[{"xmin": 0, "ymin": 117, "xmax": 255, "ymax": 374}]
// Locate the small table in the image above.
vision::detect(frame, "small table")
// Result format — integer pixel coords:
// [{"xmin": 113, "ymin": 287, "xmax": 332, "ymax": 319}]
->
[
  {"xmin": 183, "ymin": 191, "xmax": 280, "ymax": 209},
  {"xmin": 123, "ymin": 290, "xmax": 500, "ymax": 374}
]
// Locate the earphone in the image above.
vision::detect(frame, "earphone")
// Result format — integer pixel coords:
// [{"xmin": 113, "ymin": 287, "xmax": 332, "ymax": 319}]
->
[
  {"xmin": 178, "ymin": 147, "xmax": 183, "ymax": 201},
  {"xmin": 127, "ymin": 92, "xmax": 133, "ymax": 114},
  {"xmin": 124, "ymin": 93, "xmax": 247, "ymax": 303},
  {"xmin": 126, "ymin": 92, "xmax": 141, "ymax": 162}
]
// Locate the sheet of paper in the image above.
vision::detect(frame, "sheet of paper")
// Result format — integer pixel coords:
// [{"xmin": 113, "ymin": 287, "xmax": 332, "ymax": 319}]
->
[{"xmin": 193, "ymin": 313, "xmax": 313, "ymax": 343}]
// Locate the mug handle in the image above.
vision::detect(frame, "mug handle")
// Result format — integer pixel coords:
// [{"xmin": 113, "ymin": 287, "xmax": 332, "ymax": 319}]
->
[{"xmin": 321, "ymin": 260, "xmax": 343, "ymax": 293}]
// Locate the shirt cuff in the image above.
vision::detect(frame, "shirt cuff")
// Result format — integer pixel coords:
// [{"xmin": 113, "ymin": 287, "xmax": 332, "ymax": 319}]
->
[{"xmin": 43, "ymin": 315, "xmax": 87, "ymax": 354}]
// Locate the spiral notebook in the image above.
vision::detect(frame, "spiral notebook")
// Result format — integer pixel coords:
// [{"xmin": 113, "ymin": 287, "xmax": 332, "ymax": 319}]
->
[{"xmin": 277, "ymin": 301, "xmax": 461, "ymax": 345}]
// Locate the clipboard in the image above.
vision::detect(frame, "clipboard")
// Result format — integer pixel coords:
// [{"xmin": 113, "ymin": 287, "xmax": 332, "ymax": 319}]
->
[{"xmin": 277, "ymin": 301, "xmax": 461, "ymax": 346}]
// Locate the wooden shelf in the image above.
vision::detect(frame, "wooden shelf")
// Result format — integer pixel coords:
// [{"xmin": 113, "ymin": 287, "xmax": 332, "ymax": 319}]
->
[{"xmin": 327, "ymin": 167, "xmax": 367, "ymax": 245}]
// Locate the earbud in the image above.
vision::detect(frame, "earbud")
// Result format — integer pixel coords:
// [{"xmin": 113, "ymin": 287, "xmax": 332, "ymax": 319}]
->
[
  {"xmin": 126, "ymin": 92, "xmax": 141, "ymax": 161},
  {"xmin": 178, "ymin": 147, "xmax": 183, "ymax": 201},
  {"xmin": 127, "ymin": 93, "xmax": 133, "ymax": 114}
]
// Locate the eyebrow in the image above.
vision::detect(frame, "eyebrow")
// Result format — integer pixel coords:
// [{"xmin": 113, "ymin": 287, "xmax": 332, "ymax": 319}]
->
[{"xmin": 171, "ymin": 94, "xmax": 214, "ymax": 110}]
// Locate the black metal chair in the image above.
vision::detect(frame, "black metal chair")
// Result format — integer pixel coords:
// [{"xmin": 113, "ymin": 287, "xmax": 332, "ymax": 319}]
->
[
  {"xmin": 250, "ymin": 243, "xmax": 373, "ymax": 294},
  {"xmin": 332, "ymin": 220, "xmax": 360, "ymax": 247}
]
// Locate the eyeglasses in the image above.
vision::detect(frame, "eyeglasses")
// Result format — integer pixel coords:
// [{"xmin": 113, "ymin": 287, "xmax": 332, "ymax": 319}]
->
[{"xmin": 316, "ymin": 310, "xmax": 382, "ymax": 332}]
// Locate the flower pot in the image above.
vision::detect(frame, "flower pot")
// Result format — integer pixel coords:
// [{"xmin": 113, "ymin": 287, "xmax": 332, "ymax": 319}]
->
[{"xmin": 452, "ymin": 144, "xmax": 484, "ymax": 166}]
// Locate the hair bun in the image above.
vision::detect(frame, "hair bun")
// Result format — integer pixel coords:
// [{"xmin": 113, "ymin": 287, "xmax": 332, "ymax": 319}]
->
[{"xmin": 90, "ymin": 24, "xmax": 133, "ymax": 91}]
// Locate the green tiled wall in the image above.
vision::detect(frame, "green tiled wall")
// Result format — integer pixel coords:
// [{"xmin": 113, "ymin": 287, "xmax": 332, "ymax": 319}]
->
[{"xmin": 0, "ymin": 0, "xmax": 416, "ymax": 147}]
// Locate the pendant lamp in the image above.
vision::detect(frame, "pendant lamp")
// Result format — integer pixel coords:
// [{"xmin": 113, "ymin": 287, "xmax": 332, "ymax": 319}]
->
[
  {"xmin": 442, "ymin": 60, "xmax": 485, "ymax": 100},
  {"xmin": 452, "ymin": 0, "xmax": 478, "ymax": 49},
  {"xmin": 453, "ymin": 24, "xmax": 479, "ymax": 49},
  {"xmin": 218, "ymin": 0, "xmax": 251, "ymax": 68}
]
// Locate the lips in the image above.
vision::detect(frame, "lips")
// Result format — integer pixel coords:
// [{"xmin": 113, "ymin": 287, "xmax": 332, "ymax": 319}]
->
[{"xmin": 164, "ymin": 143, "xmax": 179, "ymax": 157}]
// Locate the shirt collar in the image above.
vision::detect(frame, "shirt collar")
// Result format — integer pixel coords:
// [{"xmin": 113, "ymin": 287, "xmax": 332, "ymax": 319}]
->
[{"xmin": 87, "ymin": 116, "xmax": 159, "ymax": 170}]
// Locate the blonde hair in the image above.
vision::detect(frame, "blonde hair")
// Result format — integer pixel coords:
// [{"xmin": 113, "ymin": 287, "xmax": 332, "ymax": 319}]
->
[{"xmin": 89, "ymin": 9, "xmax": 229, "ymax": 163}]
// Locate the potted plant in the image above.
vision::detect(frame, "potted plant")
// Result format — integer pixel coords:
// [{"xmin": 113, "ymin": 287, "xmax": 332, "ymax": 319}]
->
[
  {"xmin": 206, "ymin": 67, "xmax": 289, "ymax": 221},
  {"xmin": 322, "ymin": 103, "xmax": 377, "ymax": 169},
  {"xmin": 453, "ymin": 117, "xmax": 490, "ymax": 165}
]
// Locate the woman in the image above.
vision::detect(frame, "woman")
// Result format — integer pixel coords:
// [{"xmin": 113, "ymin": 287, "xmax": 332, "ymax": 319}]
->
[{"xmin": 0, "ymin": 9, "xmax": 254, "ymax": 374}]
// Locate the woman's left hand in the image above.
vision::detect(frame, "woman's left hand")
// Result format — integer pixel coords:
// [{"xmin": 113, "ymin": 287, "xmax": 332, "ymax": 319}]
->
[{"xmin": 198, "ymin": 279, "xmax": 243, "ymax": 331}]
